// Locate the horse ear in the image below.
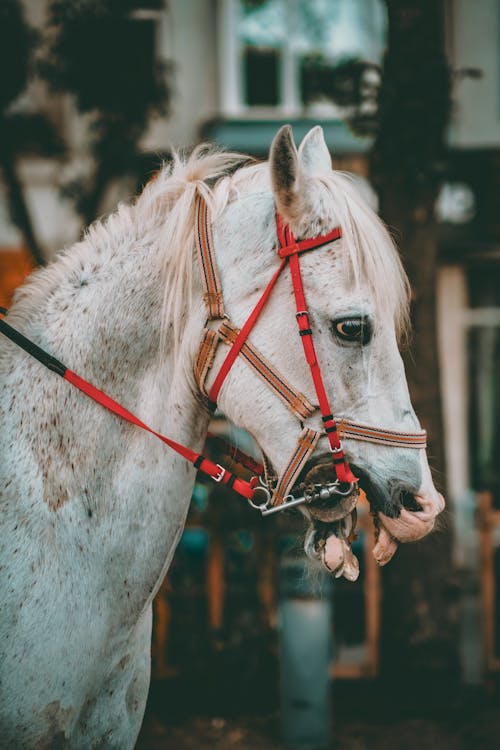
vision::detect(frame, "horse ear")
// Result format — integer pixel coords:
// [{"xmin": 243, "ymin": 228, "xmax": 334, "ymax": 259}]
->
[
  {"xmin": 269, "ymin": 124, "xmax": 299, "ymax": 218},
  {"xmin": 297, "ymin": 126, "xmax": 332, "ymax": 176}
]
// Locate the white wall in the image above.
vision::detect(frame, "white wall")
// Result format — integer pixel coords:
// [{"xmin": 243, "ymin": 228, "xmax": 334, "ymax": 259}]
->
[{"xmin": 143, "ymin": 0, "xmax": 218, "ymax": 150}]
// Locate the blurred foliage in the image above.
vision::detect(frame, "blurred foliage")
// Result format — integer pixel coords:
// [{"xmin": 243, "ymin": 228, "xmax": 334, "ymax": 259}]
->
[
  {"xmin": 0, "ymin": 0, "xmax": 172, "ymax": 263},
  {"xmin": 0, "ymin": 1, "xmax": 63, "ymax": 159},
  {"xmin": 301, "ymin": 55, "xmax": 381, "ymax": 136},
  {"xmin": 0, "ymin": 0, "xmax": 60, "ymax": 264},
  {"xmin": 40, "ymin": 0, "xmax": 169, "ymax": 123},
  {"xmin": 39, "ymin": 0, "xmax": 171, "ymax": 221},
  {"xmin": 0, "ymin": 0, "xmax": 34, "ymax": 111},
  {"xmin": 313, "ymin": 2, "xmax": 452, "ymax": 187},
  {"xmin": 242, "ymin": 0, "xmax": 269, "ymax": 9}
]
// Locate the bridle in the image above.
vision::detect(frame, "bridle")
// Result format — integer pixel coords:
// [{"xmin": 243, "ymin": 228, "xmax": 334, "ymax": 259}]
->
[
  {"xmin": 0, "ymin": 192, "xmax": 426, "ymax": 519},
  {"xmin": 192, "ymin": 196, "xmax": 426, "ymax": 515}
]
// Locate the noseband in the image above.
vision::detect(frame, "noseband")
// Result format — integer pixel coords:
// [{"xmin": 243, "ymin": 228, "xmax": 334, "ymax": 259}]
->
[{"xmin": 0, "ymin": 193, "xmax": 426, "ymax": 518}]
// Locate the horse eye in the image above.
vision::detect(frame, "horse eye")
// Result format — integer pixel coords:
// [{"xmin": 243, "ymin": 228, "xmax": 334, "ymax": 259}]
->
[{"xmin": 332, "ymin": 317, "xmax": 372, "ymax": 344}]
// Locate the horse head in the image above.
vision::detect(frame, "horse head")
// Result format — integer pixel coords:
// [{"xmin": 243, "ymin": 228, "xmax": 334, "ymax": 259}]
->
[{"xmin": 202, "ymin": 124, "xmax": 444, "ymax": 579}]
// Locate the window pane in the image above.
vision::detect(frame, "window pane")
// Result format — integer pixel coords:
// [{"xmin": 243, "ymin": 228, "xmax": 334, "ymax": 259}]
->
[
  {"xmin": 237, "ymin": 0, "xmax": 387, "ymax": 111},
  {"xmin": 244, "ymin": 47, "xmax": 280, "ymax": 106},
  {"xmin": 239, "ymin": 0, "xmax": 286, "ymax": 47},
  {"xmin": 297, "ymin": 0, "xmax": 387, "ymax": 111},
  {"xmin": 239, "ymin": 0, "xmax": 285, "ymax": 107},
  {"xmin": 296, "ymin": 0, "xmax": 387, "ymax": 62}
]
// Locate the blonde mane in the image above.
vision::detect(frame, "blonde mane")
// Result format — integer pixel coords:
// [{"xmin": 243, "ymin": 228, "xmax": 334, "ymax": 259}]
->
[
  {"xmin": 136, "ymin": 146, "xmax": 254, "ymax": 356},
  {"xmin": 10, "ymin": 144, "xmax": 409, "ymax": 355},
  {"xmin": 317, "ymin": 170, "xmax": 410, "ymax": 341},
  {"xmin": 136, "ymin": 146, "xmax": 409, "ymax": 353}
]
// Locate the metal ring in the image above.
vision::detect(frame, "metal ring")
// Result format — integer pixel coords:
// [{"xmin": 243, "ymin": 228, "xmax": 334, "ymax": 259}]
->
[
  {"xmin": 331, "ymin": 481, "xmax": 357, "ymax": 497},
  {"xmin": 247, "ymin": 485, "xmax": 271, "ymax": 511}
]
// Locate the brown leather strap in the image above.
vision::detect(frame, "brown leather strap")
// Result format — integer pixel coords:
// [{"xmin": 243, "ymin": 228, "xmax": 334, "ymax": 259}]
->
[
  {"xmin": 218, "ymin": 320, "xmax": 316, "ymax": 420},
  {"xmin": 272, "ymin": 428, "xmax": 320, "ymax": 506},
  {"xmin": 195, "ymin": 195, "xmax": 225, "ymax": 320},
  {"xmin": 337, "ymin": 419, "xmax": 427, "ymax": 449},
  {"xmin": 194, "ymin": 318, "xmax": 317, "ymax": 421},
  {"xmin": 194, "ymin": 327, "xmax": 220, "ymax": 399}
]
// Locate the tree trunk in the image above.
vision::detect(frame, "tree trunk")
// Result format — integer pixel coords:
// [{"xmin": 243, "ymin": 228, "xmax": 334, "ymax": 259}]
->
[
  {"xmin": 371, "ymin": 0, "xmax": 458, "ymax": 686},
  {"xmin": 0, "ymin": 153, "xmax": 46, "ymax": 266}
]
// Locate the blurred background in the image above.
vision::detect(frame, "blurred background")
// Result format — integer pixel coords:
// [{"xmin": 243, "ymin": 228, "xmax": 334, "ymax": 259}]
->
[{"xmin": 1, "ymin": 0, "xmax": 499, "ymax": 747}]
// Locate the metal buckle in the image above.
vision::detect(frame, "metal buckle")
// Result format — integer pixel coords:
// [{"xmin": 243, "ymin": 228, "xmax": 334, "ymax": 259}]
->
[{"xmin": 213, "ymin": 464, "xmax": 226, "ymax": 483}]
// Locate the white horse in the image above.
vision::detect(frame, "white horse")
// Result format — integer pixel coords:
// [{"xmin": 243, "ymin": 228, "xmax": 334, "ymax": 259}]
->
[{"xmin": 0, "ymin": 125, "xmax": 444, "ymax": 748}]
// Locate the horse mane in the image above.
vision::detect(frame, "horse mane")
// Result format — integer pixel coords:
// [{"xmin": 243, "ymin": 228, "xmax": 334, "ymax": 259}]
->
[
  {"xmin": 138, "ymin": 147, "xmax": 409, "ymax": 359},
  {"xmin": 10, "ymin": 144, "xmax": 409, "ymax": 363},
  {"xmin": 135, "ymin": 145, "xmax": 254, "ymax": 358},
  {"xmin": 315, "ymin": 170, "xmax": 410, "ymax": 343}
]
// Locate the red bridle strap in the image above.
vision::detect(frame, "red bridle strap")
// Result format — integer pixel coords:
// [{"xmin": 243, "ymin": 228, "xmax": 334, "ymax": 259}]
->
[
  {"xmin": 62, "ymin": 370, "xmax": 258, "ymax": 499},
  {"xmin": 277, "ymin": 226, "xmax": 342, "ymax": 258},
  {"xmin": 276, "ymin": 216, "xmax": 356, "ymax": 485},
  {"xmin": 0, "ymin": 311, "xmax": 260, "ymax": 500},
  {"xmin": 206, "ymin": 211, "xmax": 354, "ymax": 487},
  {"xmin": 208, "ymin": 226, "xmax": 343, "ymax": 406},
  {"xmin": 208, "ymin": 258, "xmax": 287, "ymax": 404}
]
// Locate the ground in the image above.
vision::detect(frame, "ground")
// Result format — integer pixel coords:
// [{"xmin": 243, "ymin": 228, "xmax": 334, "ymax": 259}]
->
[{"xmin": 136, "ymin": 680, "xmax": 500, "ymax": 749}]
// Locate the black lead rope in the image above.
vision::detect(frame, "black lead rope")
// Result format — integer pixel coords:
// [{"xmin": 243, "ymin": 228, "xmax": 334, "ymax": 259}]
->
[
  {"xmin": 0, "ymin": 306, "xmax": 260, "ymax": 500},
  {"xmin": 0, "ymin": 309, "xmax": 67, "ymax": 377}
]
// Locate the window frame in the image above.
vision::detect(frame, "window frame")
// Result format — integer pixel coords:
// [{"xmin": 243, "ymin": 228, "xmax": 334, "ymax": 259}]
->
[
  {"xmin": 217, "ymin": 0, "xmax": 385, "ymax": 120},
  {"xmin": 218, "ymin": 0, "xmax": 328, "ymax": 118}
]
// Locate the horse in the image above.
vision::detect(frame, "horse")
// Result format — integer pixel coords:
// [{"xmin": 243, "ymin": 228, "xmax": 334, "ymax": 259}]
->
[{"xmin": 0, "ymin": 125, "xmax": 444, "ymax": 748}]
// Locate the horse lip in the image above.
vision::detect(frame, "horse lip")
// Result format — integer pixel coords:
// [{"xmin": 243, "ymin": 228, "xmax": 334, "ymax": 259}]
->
[{"xmin": 379, "ymin": 491, "xmax": 445, "ymax": 542}]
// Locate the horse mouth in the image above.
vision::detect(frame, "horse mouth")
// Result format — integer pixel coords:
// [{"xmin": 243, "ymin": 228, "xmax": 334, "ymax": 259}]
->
[
  {"xmin": 292, "ymin": 458, "xmax": 361, "ymax": 581},
  {"xmin": 304, "ymin": 511, "xmax": 361, "ymax": 581},
  {"xmin": 269, "ymin": 454, "xmax": 441, "ymax": 581},
  {"xmin": 290, "ymin": 456, "xmax": 444, "ymax": 580},
  {"xmin": 299, "ymin": 459, "xmax": 358, "ymax": 522}
]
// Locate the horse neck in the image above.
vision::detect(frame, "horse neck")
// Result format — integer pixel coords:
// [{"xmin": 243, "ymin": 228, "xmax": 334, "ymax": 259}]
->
[
  {"xmin": 14, "ymin": 209, "xmax": 207, "ymax": 442},
  {"xmin": 7, "ymin": 208, "xmax": 212, "ymax": 610}
]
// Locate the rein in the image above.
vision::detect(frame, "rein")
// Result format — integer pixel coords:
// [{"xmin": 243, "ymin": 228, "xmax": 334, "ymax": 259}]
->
[
  {"xmin": 0, "ymin": 309, "xmax": 258, "ymax": 500},
  {"xmin": 0, "ymin": 194, "xmax": 426, "ymax": 517}
]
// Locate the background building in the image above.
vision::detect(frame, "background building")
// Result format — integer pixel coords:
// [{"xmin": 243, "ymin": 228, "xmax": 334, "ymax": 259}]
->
[{"xmin": 1, "ymin": 0, "xmax": 500, "ymax": 717}]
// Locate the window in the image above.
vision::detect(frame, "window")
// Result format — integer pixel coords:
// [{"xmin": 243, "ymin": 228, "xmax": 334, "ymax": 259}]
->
[{"xmin": 218, "ymin": 0, "xmax": 387, "ymax": 118}]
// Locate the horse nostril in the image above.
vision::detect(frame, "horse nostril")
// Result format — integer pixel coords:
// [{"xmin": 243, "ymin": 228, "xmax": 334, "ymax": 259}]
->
[{"xmin": 400, "ymin": 490, "xmax": 422, "ymax": 512}]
